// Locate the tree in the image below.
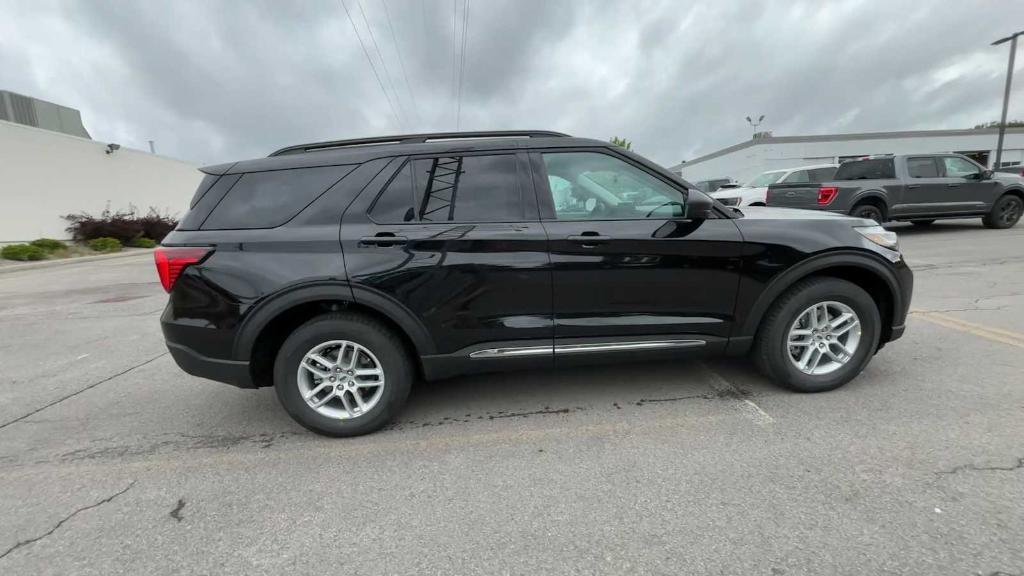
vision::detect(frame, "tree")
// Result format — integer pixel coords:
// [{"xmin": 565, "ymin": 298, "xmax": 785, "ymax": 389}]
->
[
  {"xmin": 973, "ymin": 120, "xmax": 1024, "ymax": 129},
  {"xmin": 609, "ymin": 136, "xmax": 632, "ymax": 150}
]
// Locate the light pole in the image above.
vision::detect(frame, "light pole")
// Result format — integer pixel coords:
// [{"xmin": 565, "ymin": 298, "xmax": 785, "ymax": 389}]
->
[
  {"xmin": 746, "ymin": 115, "xmax": 765, "ymax": 138},
  {"xmin": 992, "ymin": 30, "xmax": 1023, "ymax": 168}
]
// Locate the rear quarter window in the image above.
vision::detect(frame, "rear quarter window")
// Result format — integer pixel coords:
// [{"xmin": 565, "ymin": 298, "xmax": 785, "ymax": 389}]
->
[
  {"xmin": 201, "ymin": 165, "xmax": 353, "ymax": 230},
  {"xmin": 834, "ymin": 159, "xmax": 895, "ymax": 180}
]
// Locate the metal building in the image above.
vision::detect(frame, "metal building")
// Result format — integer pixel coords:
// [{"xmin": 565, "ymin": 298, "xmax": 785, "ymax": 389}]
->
[{"xmin": 0, "ymin": 90, "xmax": 91, "ymax": 139}]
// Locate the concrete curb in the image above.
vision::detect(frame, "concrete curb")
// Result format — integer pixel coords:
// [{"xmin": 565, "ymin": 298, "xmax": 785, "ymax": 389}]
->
[{"xmin": 0, "ymin": 249, "xmax": 154, "ymax": 275}]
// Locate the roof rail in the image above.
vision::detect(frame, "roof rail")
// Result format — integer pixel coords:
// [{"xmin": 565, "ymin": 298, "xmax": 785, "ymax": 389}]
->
[{"xmin": 268, "ymin": 130, "xmax": 571, "ymax": 157}]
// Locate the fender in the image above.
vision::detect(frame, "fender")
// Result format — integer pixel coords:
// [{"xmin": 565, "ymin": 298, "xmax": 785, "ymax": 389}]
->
[
  {"xmin": 232, "ymin": 281, "xmax": 435, "ymax": 361},
  {"xmin": 849, "ymin": 189, "xmax": 888, "ymax": 210},
  {"xmin": 733, "ymin": 249, "xmax": 904, "ymax": 343}
]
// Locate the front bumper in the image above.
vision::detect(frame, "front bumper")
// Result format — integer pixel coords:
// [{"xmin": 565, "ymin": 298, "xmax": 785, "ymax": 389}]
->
[{"xmin": 166, "ymin": 342, "xmax": 254, "ymax": 388}]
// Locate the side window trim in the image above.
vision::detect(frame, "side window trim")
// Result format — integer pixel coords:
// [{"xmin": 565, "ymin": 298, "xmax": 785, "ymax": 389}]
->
[
  {"xmin": 532, "ymin": 148, "xmax": 692, "ymax": 222},
  {"xmin": 366, "ymin": 157, "xmax": 414, "ymax": 224}
]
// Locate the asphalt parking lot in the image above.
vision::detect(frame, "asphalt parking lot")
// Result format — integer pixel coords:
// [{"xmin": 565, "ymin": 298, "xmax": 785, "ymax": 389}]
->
[{"xmin": 1, "ymin": 220, "xmax": 1023, "ymax": 576}]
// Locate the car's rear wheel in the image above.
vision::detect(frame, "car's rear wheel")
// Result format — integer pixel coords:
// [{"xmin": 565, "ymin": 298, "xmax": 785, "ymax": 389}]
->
[
  {"xmin": 982, "ymin": 194, "xmax": 1023, "ymax": 229},
  {"xmin": 274, "ymin": 313, "xmax": 413, "ymax": 437},
  {"xmin": 753, "ymin": 277, "xmax": 881, "ymax": 393},
  {"xmin": 910, "ymin": 219, "xmax": 935, "ymax": 226},
  {"xmin": 850, "ymin": 203, "xmax": 884, "ymax": 224}
]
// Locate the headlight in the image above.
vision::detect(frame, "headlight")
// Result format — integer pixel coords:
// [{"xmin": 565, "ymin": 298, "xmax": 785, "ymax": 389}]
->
[{"xmin": 855, "ymin": 225, "xmax": 899, "ymax": 251}]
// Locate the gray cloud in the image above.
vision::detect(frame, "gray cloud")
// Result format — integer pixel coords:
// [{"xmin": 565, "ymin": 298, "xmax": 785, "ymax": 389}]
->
[{"xmin": 2, "ymin": 0, "xmax": 1023, "ymax": 167}]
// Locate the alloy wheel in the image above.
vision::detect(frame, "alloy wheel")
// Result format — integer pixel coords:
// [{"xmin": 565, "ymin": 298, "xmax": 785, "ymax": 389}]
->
[
  {"xmin": 786, "ymin": 301, "xmax": 862, "ymax": 375},
  {"xmin": 1000, "ymin": 197, "xmax": 1022, "ymax": 226},
  {"xmin": 297, "ymin": 340, "xmax": 386, "ymax": 420}
]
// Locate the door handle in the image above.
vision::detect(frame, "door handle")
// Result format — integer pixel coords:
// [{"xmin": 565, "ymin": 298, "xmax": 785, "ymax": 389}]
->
[
  {"xmin": 360, "ymin": 233, "xmax": 408, "ymax": 246},
  {"xmin": 906, "ymin": 184, "xmax": 921, "ymax": 189},
  {"xmin": 567, "ymin": 233, "xmax": 611, "ymax": 246}
]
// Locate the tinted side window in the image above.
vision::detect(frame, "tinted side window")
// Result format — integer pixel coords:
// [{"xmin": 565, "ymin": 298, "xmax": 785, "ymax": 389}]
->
[
  {"xmin": 782, "ymin": 170, "xmax": 809, "ymax": 183},
  {"xmin": 202, "ymin": 165, "xmax": 353, "ymax": 230},
  {"xmin": 834, "ymin": 159, "xmax": 895, "ymax": 180},
  {"xmin": 907, "ymin": 157, "xmax": 940, "ymax": 178},
  {"xmin": 368, "ymin": 162, "xmax": 416, "ymax": 223},
  {"xmin": 808, "ymin": 167, "xmax": 837, "ymax": 182},
  {"xmin": 411, "ymin": 155, "xmax": 523, "ymax": 222},
  {"xmin": 190, "ymin": 174, "xmax": 219, "ymax": 208}
]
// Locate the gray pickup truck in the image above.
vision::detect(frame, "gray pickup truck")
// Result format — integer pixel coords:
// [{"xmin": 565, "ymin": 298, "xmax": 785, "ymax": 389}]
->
[{"xmin": 765, "ymin": 154, "xmax": 1024, "ymax": 228}]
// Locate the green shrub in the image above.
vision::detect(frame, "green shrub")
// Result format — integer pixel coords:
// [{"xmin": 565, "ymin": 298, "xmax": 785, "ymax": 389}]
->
[
  {"xmin": 87, "ymin": 237, "xmax": 122, "ymax": 253},
  {"xmin": 63, "ymin": 205, "xmax": 178, "ymax": 243},
  {"xmin": 2, "ymin": 244, "xmax": 47, "ymax": 261},
  {"xmin": 126, "ymin": 237, "xmax": 158, "ymax": 249},
  {"xmin": 30, "ymin": 238, "xmax": 67, "ymax": 252}
]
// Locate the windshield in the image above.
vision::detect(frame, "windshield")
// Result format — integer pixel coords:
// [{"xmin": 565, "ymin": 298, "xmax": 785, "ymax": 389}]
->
[{"xmin": 745, "ymin": 171, "xmax": 785, "ymax": 187}]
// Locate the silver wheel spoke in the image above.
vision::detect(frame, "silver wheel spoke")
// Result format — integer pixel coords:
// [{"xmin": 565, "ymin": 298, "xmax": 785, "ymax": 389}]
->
[
  {"xmin": 339, "ymin": 392, "xmax": 357, "ymax": 417},
  {"xmin": 832, "ymin": 316, "xmax": 860, "ymax": 336},
  {"xmin": 350, "ymin": 390, "xmax": 368, "ymax": 412},
  {"xmin": 309, "ymin": 354, "xmax": 335, "ymax": 370},
  {"xmin": 832, "ymin": 341, "xmax": 853, "ymax": 359},
  {"xmin": 302, "ymin": 360, "xmax": 331, "ymax": 379},
  {"xmin": 309, "ymin": 389, "xmax": 336, "ymax": 408},
  {"xmin": 304, "ymin": 380, "xmax": 332, "ymax": 400}
]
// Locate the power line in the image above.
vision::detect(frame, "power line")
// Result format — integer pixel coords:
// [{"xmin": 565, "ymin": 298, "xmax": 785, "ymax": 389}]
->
[
  {"xmin": 381, "ymin": 0, "xmax": 419, "ymax": 125},
  {"xmin": 451, "ymin": 0, "xmax": 458, "ymax": 126},
  {"xmin": 356, "ymin": 0, "xmax": 408, "ymax": 127},
  {"xmin": 456, "ymin": 0, "xmax": 470, "ymax": 129},
  {"xmin": 340, "ymin": 0, "xmax": 402, "ymax": 128}
]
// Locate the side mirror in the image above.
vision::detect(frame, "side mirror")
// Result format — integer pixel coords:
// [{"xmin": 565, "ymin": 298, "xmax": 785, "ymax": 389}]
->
[
  {"xmin": 981, "ymin": 169, "xmax": 994, "ymax": 180},
  {"xmin": 686, "ymin": 192, "xmax": 715, "ymax": 219}
]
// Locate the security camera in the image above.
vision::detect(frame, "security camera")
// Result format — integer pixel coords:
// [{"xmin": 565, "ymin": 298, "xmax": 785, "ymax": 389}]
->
[{"xmin": 105, "ymin": 143, "xmax": 121, "ymax": 155}]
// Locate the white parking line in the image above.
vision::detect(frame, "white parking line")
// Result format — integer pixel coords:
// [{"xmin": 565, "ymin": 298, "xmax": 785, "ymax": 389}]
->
[{"xmin": 701, "ymin": 363, "xmax": 775, "ymax": 426}]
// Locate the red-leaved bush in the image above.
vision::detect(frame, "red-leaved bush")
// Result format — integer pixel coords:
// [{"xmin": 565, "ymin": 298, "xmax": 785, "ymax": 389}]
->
[{"xmin": 63, "ymin": 205, "xmax": 178, "ymax": 244}]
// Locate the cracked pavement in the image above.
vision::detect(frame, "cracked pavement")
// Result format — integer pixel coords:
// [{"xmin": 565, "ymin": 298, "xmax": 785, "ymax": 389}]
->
[{"xmin": 1, "ymin": 220, "xmax": 1023, "ymax": 575}]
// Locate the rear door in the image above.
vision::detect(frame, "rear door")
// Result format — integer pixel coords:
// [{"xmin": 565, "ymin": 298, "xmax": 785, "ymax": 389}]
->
[
  {"xmin": 896, "ymin": 156, "xmax": 948, "ymax": 216},
  {"xmin": 533, "ymin": 149, "xmax": 743, "ymax": 362},
  {"xmin": 341, "ymin": 152, "xmax": 552, "ymax": 364}
]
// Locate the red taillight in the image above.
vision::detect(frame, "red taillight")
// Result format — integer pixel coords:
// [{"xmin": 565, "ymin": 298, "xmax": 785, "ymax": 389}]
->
[
  {"xmin": 817, "ymin": 186, "xmax": 838, "ymax": 205},
  {"xmin": 154, "ymin": 246, "xmax": 212, "ymax": 293}
]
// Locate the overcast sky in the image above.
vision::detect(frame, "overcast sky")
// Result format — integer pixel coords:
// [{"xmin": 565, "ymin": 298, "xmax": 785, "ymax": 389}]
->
[{"xmin": 3, "ymin": 0, "xmax": 1024, "ymax": 167}]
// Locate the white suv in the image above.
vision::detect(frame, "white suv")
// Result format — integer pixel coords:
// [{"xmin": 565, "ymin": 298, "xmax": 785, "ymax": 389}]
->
[{"xmin": 710, "ymin": 164, "xmax": 838, "ymax": 207}]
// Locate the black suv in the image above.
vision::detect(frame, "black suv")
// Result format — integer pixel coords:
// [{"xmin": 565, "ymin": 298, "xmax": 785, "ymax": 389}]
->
[{"xmin": 158, "ymin": 131, "xmax": 913, "ymax": 436}]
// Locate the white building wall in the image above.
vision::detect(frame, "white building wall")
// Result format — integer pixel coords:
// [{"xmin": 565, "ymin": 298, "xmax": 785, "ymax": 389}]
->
[
  {"xmin": 679, "ymin": 132, "xmax": 1024, "ymax": 186},
  {"xmin": 0, "ymin": 119, "xmax": 202, "ymax": 243}
]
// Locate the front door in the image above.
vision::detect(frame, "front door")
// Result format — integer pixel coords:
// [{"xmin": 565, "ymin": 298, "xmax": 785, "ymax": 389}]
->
[
  {"xmin": 939, "ymin": 155, "xmax": 992, "ymax": 214},
  {"xmin": 532, "ymin": 149, "xmax": 743, "ymax": 363},
  {"xmin": 341, "ymin": 152, "xmax": 552, "ymax": 367}
]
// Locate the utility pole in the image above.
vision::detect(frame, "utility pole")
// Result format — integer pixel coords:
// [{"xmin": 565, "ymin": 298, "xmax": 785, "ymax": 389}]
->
[
  {"xmin": 992, "ymin": 31, "xmax": 1023, "ymax": 168},
  {"xmin": 746, "ymin": 115, "xmax": 765, "ymax": 139}
]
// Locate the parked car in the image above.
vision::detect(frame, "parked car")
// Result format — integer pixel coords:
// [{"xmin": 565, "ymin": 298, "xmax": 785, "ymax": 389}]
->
[
  {"xmin": 711, "ymin": 164, "xmax": 838, "ymax": 207},
  {"xmin": 765, "ymin": 154, "xmax": 1024, "ymax": 228},
  {"xmin": 158, "ymin": 130, "xmax": 913, "ymax": 437},
  {"xmin": 692, "ymin": 177, "xmax": 735, "ymax": 193}
]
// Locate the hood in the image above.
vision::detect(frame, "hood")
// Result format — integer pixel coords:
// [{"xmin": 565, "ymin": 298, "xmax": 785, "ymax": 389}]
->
[{"xmin": 736, "ymin": 206, "xmax": 872, "ymax": 224}]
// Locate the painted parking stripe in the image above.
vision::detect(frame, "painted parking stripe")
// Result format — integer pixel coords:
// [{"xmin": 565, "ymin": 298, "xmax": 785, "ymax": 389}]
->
[
  {"xmin": 910, "ymin": 310, "xmax": 1024, "ymax": 349},
  {"xmin": 701, "ymin": 363, "xmax": 774, "ymax": 426}
]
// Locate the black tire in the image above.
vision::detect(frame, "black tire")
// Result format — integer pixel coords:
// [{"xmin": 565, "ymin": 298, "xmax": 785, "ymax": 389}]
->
[
  {"xmin": 910, "ymin": 219, "xmax": 935, "ymax": 226},
  {"xmin": 850, "ymin": 203, "xmax": 884, "ymax": 224},
  {"xmin": 753, "ymin": 277, "xmax": 881, "ymax": 393},
  {"xmin": 274, "ymin": 313, "xmax": 413, "ymax": 437},
  {"xmin": 982, "ymin": 194, "xmax": 1023, "ymax": 229}
]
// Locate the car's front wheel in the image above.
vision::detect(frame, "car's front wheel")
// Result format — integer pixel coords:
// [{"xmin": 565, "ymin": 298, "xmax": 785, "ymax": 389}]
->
[
  {"xmin": 754, "ymin": 277, "xmax": 881, "ymax": 393},
  {"xmin": 982, "ymin": 194, "xmax": 1023, "ymax": 229},
  {"xmin": 274, "ymin": 313, "xmax": 413, "ymax": 437}
]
